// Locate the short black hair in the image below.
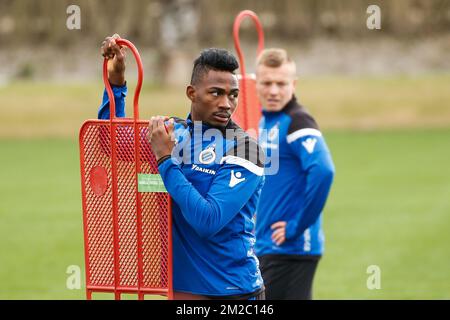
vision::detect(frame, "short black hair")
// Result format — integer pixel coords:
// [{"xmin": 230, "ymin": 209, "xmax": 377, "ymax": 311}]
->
[{"xmin": 190, "ymin": 48, "xmax": 239, "ymax": 85}]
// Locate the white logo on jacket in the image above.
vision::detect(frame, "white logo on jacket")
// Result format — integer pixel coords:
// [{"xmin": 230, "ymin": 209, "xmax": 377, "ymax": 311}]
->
[
  {"xmin": 192, "ymin": 164, "xmax": 216, "ymax": 175},
  {"xmin": 229, "ymin": 170, "xmax": 245, "ymax": 187},
  {"xmin": 302, "ymin": 138, "xmax": 317, "ymax": 154},
  {"xmin": 198, "ymin": 147, "xmax": 216, "ymax": 164}
]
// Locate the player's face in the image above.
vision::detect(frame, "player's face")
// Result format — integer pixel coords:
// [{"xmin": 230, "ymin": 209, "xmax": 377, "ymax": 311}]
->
[
  {"xmin": 187, "ymin": 70, "xmax": 239, "ymax": 128},
  {"xmin": 256, "ymin": 63, "xmax": 296, "ymax": 112}
]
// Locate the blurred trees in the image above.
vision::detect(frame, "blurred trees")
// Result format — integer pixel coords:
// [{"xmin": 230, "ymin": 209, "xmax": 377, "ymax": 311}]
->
[
  {"xmin": 0, "ymin": 0, "xmax": 448, "ymax": 48},
  {"xmin": 0, "ymin": 0, "xmax": 448, "ymax": 84}
]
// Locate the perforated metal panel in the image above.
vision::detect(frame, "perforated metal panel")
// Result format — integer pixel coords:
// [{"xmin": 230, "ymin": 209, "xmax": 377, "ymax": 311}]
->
[{"xmin": 79, "ymin": 120, "xmax": 172, "ymax": 300}]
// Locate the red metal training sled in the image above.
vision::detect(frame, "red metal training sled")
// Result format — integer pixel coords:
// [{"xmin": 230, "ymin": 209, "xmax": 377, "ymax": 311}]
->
[{"xmin": 79, "ymin": 38, "xmax": 173, "ymax": 300}]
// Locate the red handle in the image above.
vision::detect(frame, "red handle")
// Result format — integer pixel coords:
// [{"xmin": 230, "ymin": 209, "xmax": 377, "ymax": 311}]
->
[
  {"xmin": 103, "ymin": 38, "xmax": 144, "ymax": 121},
  {"xmin": 233, "ymin": 10, "xmax": 265, "ymax": 76}
]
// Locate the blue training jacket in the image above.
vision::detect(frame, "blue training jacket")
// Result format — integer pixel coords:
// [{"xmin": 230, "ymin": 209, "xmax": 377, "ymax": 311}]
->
[
  {"xmin": 255, "ymin": 96, "xmax": 335, "ymax": 257},
  {"xmin": 98, "ymin": 84, "xmax": 265, "ymax": 297}
]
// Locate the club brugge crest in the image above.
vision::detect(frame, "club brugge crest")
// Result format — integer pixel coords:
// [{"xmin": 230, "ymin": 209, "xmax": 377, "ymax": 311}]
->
[
  {"xmin": 199, "ymin": 147, "xmax": 216, "ymax": 164},
  {"xmin": 268, "ymin": 122, "xmax": 279, "ymax": 141}
]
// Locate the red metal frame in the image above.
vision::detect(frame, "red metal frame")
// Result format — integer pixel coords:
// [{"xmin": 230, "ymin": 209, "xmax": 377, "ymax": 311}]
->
[
  {"xmin": 232, "ymin": 10, "xmax": 265, "ymax": 136},
  {"xmin": 79, "ymin": 38, "xmax": 173, "ymax": 300}
]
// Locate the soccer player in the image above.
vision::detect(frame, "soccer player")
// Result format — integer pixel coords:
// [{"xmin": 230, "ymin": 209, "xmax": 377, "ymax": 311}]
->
[
  {"xmin": 255, "ymin": 48, "xmax": 335, "ymax": 300},
  {"xmin": 99, "ymin": 35, "xmax": 265, "ymax": 300}
]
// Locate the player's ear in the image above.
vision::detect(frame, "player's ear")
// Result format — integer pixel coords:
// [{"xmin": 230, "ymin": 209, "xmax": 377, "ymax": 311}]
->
[
  {"xmin": 291, "ymin": 75, "xmax": 298, "ymax": 89},
  {"xmin": 186, "ymin": 85, "xmax": 196, "ymax": 102}
]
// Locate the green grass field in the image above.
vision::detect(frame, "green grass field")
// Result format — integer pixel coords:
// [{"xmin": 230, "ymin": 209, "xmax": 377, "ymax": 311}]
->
[
  {"xmin": 0, "ymin": 129, "xmax": 449, "ymax": 299},
  {"xmin": 0, "ymin": 75, "xmax": 449, "ymax": 299},
  {"xmin": 1, "ymin": 74, "xmax": 450, "ymax": 138}
]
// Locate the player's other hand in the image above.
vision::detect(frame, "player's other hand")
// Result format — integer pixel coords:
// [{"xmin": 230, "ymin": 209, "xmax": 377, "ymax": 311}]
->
[
  {"xmin": 271, "ymin": 221, "xmax": 287, "ymax": 246},
  {"xmin": 101, "ymin": 33, "xmax": 126, "ymax": 85},
  {"xmin": 148, "ymin": 116, "xmax": 176, "ymax": 161}
]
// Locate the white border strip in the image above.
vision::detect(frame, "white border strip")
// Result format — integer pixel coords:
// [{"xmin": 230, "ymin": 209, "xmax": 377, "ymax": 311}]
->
[
  {"xmin": 220, "ymin": 156, "xmax": 264, "ymax": 176},
  {"xmin": 287, "ymin": 128, "xmax": 322, "ymax": 144}
]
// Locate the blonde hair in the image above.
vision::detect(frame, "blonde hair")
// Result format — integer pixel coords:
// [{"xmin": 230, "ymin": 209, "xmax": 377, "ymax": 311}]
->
[{"xmin": 256, "ymin": 48, "xmax": 296, "ymax": 75}]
